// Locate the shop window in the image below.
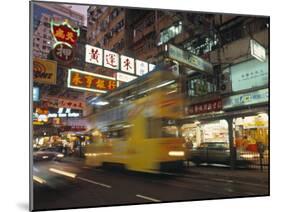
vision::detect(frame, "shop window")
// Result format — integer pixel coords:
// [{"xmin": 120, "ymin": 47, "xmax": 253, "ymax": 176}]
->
[{"xmin": 234, "ymin": 114, "xmax": 268, "ymax": 152}]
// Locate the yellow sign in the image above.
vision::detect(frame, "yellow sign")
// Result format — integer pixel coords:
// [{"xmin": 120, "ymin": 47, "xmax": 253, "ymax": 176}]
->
[{"xmin": 33, "ymin": 58, "xmax": 57, "ymax": 85}]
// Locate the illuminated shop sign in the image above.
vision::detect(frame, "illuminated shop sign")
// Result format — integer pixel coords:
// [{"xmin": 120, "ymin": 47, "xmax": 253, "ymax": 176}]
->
[
  {"xmin": 85, "ymin": 44, "xmax": 103, "ymax": 66},
  {"xmin": 166, "ymin": 44, "xmax": 213, "ymax": 75},
  {"xmin": 33, "ymin": 87, "xmax": 40, "ymax": 102},
  {"xmin": 68, "ymin": 68, "xmax": 117, "ymax": 93},
  {"xmin": 58, "ymin": 99, "xmax": 85, "ymax": 110},
  {"xmin": 250, "ymin": 39, "xmax": 266, "ymax": 62},
  {"xmin": 51, "ymin": 19, "xmax": 79, "ymax": 46},
  {"xmin": 120, "ymin": 55, "xmax": 135, "ymax": 74},
  {"xmin": 104, "ymin": 50, "xmax": 119, "ymax": 70},
  {"xmin": 51, "ymin": 19, "xmax": 80, "ymax": 63},
  {"xmin": 84, "ymin": 45, "xmax": 156, "ymax": 77},
  {"xmin": 136, "ymin": 60, "xmax": 148, "ymax": 76},
  {"xmin": 230, "ymin": 58, "xmax": 268, "ymax": 92},
  {"xmin": 48, "ymin": 108, "xmax": 80, "ymax": 118},
  {"xmin": 223, "ymin": 88, "xmax": 268, "ymax": 109},
  {"xmin": 185, "ymin": 99, "xmax": 222, "ymax": 116},
  {"xmin": 117, "ymin": 72, "xmax": 137, "ymax": 82},
  {"xmin": 33, "ymin": 58, "xmax": 57, "ymax": 85}
]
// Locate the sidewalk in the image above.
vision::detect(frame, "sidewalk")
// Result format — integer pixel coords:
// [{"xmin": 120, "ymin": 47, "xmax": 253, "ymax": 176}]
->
[{"xmin": 185, "ymin": 165, "xmax": 269, "ymax": 184}]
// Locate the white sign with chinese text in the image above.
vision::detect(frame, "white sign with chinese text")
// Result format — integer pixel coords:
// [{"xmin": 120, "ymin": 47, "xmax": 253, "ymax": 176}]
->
[
  {"xmin": 104, "ymin": 50, "xmax": 119, "ymax": 70},
  {"xmin": 250, "ymin": 39, "xmax": 266, "ymax": 62},
  {"xmin": 85, "ymin": 44, "xmax": 103, "ymax": 66},
  {"xmin": 117, "ymin": 72, "xmax": 137, "ymax": 82},
  {"xmin": 230, "ymin": 58, "xmax": 268, "ymax": 92},
  {"xmin": 136, "ymin": 60, "xmax": 148, "ymax": 76},
  {"xmin": 120, "ymin": 55, "xmax": 135, "ymax": 74}
]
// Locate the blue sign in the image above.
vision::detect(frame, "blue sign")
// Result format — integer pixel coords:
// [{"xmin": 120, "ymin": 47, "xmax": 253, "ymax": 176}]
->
[
  {"xmin": 223, "ymin": 88, "xmax": 268, "ymax": 109},
  {"xmin": 33, "ymin": 87, "xmax": 40, "ymax": 102}
]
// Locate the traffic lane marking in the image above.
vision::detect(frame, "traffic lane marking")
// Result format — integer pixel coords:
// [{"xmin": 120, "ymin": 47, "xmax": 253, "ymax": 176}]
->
[
  {"xmin": 77, "ymin": 176, "xmax": 112, "ymax": 188},
  {"xmin": 136, "ymin": 194, "xmax": 161, "ymax": 202}
]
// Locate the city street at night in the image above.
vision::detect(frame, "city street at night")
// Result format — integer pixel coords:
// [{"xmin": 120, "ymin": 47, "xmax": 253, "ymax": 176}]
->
[
  {"xmin": 33, "ymin": 158, "xmax": 268, "ymax": 210},
  {"xmin": 30, "ymin": 1, "xmax": 269, "ymax": 210}
]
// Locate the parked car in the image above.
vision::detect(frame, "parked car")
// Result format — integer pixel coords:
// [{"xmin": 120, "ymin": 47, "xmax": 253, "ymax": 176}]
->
[
  {"xmin": 33, "ymin": 147, "xmax": 64, "ymax": 162},
  {"xmin": 189, "ymin": 142, "xmax": 260, "ymax": 167}
]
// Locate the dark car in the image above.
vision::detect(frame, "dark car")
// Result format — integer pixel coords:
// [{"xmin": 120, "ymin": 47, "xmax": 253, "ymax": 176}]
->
[
  {"xmin": 33, "ymin": 147, "xmax": 64, "ymax": 162},
  {"xmin": 189, "ymin": 142, "xmax": 260, "ymax": 167}
]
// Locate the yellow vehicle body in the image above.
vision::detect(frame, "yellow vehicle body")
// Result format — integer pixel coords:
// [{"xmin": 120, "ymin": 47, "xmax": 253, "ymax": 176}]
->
[{"xmin": 85, "ymin": 71, "xmax": 187, "ymax": 173}]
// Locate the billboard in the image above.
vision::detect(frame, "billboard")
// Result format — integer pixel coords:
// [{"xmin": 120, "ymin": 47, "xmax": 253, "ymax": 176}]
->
[{"xmin": 33, "ymin": 58, "xmax": 57, "ymax": 85}]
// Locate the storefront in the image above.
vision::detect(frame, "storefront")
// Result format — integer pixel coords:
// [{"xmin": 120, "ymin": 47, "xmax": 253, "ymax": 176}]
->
[
  {"xmin": 181, "ymin": 120, "xmax": 229, "ymax": 148},
  {"xmin": 234, "ymin": 113, "xmax": 268, "ymax": 152}
]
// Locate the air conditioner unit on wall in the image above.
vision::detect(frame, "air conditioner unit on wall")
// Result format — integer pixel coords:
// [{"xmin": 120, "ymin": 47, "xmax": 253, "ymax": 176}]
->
[{"xmin": 219, "ymin": 68, "xmax": 232, "ymax": 94}]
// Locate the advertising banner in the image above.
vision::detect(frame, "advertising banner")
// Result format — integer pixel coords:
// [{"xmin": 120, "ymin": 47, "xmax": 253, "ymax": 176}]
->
[{"xmin": 33, "ymin": 58, "xmax": 57, "ymax": 85}]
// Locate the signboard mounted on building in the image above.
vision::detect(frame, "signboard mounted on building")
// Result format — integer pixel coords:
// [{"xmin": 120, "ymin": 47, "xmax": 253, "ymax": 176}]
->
[
  {"xmin": 50, "ymin": 19, "xmax": 80, "ymax": 64},
  {"xmin": 223, "ymin": 88, "xmax": 268, "ymax": 109},
  {"xmin": 33, "ymin": 58, "xmax": 57, "ymax": 85},
  {"xmin": 165, "ymin": 44, "xmax": 213, "ymax": 75},
  {"xmin": 185, "ymin": 99, "xmax": 223, "ymax": 116},
  {"xmin": 230, "ymin": 58, "xmax": 268, "ymax": 92},
  {"xmin": 67, "ymin": 68, "xmax": 117, "ymax": 93},
  {"xmin": 250, "ymin": 39, "xmax": 266, "ymax": 62}
]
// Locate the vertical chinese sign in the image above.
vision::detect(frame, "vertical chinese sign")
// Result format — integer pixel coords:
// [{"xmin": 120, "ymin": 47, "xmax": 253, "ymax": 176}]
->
[
  {"xmin": 104, "ymin": 50, "xmax": 119, "ymax": 70},
  {"xmin": 50, "ymin": 19, "xmax": 80, "ymax": 64},
  {"xmin": 120, "ymin": 55, "xmax": 135, "ymax": 74},
  {"xmin": 85, "ymin": 44, "xmax": 103, "ymax": 66},
  {"xmin": 68, "ymin": 69, "xmax": 117, "ymax": 93}
]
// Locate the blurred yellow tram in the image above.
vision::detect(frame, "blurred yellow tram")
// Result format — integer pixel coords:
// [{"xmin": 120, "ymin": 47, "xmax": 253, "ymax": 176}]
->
[{"xmin": 85, "ymin": 68, "xmax": 187, "ymax": 173}]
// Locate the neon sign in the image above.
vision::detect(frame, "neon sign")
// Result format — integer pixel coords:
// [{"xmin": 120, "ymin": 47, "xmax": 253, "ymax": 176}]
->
[{"xmin": 50, "ymin": 19, "xmax": 80, "ymax": 63}]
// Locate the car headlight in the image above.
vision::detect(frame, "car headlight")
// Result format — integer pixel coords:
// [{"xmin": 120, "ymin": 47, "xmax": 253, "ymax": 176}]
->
[
  {"xmin": 168, "ymin": 151, "xmax": 185, "ymax": 157},
  {"xmin": 57, "ymin": 153, "xmax": 64, "ymax": 158},
  {"xmin": 239, "ymin": 154, "xmax": 256, "ymax": 159}
]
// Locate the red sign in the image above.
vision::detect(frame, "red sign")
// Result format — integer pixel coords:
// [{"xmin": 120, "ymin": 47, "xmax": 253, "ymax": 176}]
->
[
  {"xmin": 51, "ymin": 20, "xmax": 79, "ymax": 46},
  {"xmin": 68, "ymin": 69, "xmax": 117, "ymax": 92},
  {"xmin": 59, "ymin": 126, "xmax": 86, "ymax": 132},
  {"xmin": 53, "ymin": 43, "xmax": 74, "ymax": 63},
  {"xmin": 58, "ymin": 99, "xmax": 85, "ymax": 110},
  {"xmin": 185, "ymin": 99, "xmax": 222, "ymax": 115}
]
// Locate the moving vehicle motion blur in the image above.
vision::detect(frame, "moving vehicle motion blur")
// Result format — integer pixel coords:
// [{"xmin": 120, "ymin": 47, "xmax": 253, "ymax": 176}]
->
[{"xmin": 85, "ymin": 67, "xmax": 187, "ymax": 173}]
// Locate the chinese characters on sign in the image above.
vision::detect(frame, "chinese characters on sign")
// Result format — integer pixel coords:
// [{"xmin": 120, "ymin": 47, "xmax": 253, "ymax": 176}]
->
[
  {"xmin": 51, "ymin": 19, "xmax": 79, "ymax": 63},
  {"xmin": 84, "ymin": 44, "xmax": 156, "ymax": 78},
  {"xmin": 136, "ymin": 60, "xmax": 148, "ymax": 76},
  {"xmin": 54, "ymin": 43, "xmax": 74, "ymax": 62},
  {"xmin": 85, "ymin": 44, "xmax": 103, "ymax": 66},
  {"xmin": 120, "ymin": 55, "xmax": 135, "ymax": 74},
  {"xmin": 58, "ymin": 99, "xmax": 85, "ymax": 110},
  {"xmin": 104, "ymin": 50, "xmax": 119, "ymax": 70},
  {"xmin": 51, "ymin": 19, "xmax": 79, "ymax": 45},
  {"xmin": 68, "ymin": 69, "xmax": 117, "ymax": 93},
  {"xmin": 185, "ymin": 99, "xmax": 223, "ymax": 115}
]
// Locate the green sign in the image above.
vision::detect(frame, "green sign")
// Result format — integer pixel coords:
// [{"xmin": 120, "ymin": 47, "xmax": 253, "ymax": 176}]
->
[{"xmin": 166, "ymin": 44, "xmax": 213, "ymax": 75}]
